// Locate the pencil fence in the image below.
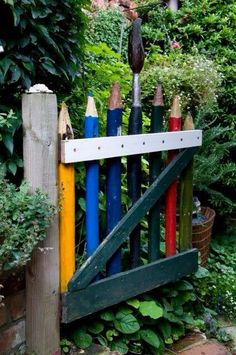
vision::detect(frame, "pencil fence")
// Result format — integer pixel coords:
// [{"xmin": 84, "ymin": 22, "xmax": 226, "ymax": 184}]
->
[
  {"xmin": 59, "ymin": 90, "xmax": 202, "ymax": 323},
  {"xmin": 57, "ymin": 18, "xmax": 202, "ymax": 323}
]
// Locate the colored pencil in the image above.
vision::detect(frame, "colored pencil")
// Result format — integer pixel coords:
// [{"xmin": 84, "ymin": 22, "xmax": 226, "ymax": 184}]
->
[
  {"xmin": 127, "ymin": 18, "xmax": 145, "ymax": 268},
  {"xmin": 179, "ymin": 113, "xmax": 195, "ymax": 251},
  {"xmin": 85, "ymin": 93, "xmax": 99, "ymax": 257},
  {"xmin": 58, "ymin": 103, "xmax": 75, "ymax": 292},
  {"xmin": 148, "ymin": 85, "xmax": 164, "ymax": 261},
  {"xmin": 165, "ymin": 96, "xmax": 181, "ymax": 257},
  {"xmin": 106, "ymin": 83, "xmax": 123, "ymax": 275}
]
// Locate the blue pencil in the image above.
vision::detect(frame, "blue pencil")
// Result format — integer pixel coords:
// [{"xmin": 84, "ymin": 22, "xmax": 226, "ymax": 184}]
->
[
  {"xmin": 85, "ymin": 93, "xmax": 99, "ymax": 258},
  {"xmin": 106, "ymin": 83, "xmax": 123, "ymax": 276}
]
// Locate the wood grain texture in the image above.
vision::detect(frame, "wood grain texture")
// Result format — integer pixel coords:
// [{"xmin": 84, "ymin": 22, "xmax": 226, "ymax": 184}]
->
[
  {"xmin": 22, "ymin": 93, "xmax": 60, "ymax": 355},
  {"xmin": 62, "ymin": 249, "xmax": 198, "ymax": 322},
  {"xmin": 68, "ymin": 147, "xmax": 198, "ymax": 291}
]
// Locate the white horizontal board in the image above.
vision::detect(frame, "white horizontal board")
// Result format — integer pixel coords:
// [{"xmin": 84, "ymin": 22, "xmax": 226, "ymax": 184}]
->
[{"xmin": 61, "ymin": 130, "xmax": 202, "ymax": 164}]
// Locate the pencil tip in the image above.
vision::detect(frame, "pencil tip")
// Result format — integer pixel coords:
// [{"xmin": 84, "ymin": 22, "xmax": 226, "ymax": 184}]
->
[
  {"xmin": 153, "ymin": 84, "xmax": 164, "ymax": 106},
  {"xmin": 108, "ymin": 83, "xmax": 123, "ymax": 109},
  {"xmin": 85, "ymin": 94, "xmax": 98, "ymax": 118},
  {"xmin": 183, "ymin": 112, "xmax": 195, "ymax": 130},
  {"xmin": 58, "ymin": 103, "xmax": 74, "ymax": 138},
  {"xmin": 170, "ymin": 95, "xmax": 181, "ymax": 118}
]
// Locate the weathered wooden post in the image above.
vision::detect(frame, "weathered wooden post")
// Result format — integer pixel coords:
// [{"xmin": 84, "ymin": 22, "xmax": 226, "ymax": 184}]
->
[{"xmin": 22, "ymin": 87, "xmax": 60, "ymax": 355}]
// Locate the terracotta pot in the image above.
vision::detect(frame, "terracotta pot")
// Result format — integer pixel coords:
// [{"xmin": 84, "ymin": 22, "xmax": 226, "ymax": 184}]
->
[{"xmin": 192, "ymin": 207, "xmax": 216, "ymax": 266}]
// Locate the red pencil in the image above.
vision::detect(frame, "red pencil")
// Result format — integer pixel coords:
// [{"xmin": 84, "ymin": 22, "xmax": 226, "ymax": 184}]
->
[{"xmin": 165, "ymin": 96, "xmax": 181, "ymax": 256}]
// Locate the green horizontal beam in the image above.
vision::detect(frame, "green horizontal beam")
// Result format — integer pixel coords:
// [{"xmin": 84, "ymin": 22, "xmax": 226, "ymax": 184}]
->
[
  {"xmin": 68, "ymin": 147, "xmax": 198, "ymax": 292},
  {"xmin": 62, "ymin": 249, "xmax": 198, "ymax": 323}
]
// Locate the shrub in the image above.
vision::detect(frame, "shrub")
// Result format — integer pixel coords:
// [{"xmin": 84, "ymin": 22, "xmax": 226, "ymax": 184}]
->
[{"xmin": 0, "ymin": 179, "xmax": 56, "ymax": 271}]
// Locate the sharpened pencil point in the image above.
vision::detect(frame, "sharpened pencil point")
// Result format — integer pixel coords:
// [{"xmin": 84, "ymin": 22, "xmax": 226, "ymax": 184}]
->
[
  {"xmin": 153, "ymin": 85, "xmax": 164, "ymax": 106},
  {"xmin": 170, "ymin": 95, "xmax": 181, "ymax": 118},
  {"xmin": 108, "ymin": 83, "xmax": 123, "ymax": 110},
  {"xmin": 183, "ymin": 112, "xmax": 195, "ymax": 130},
  {"xmin": 85, "ymin": 95, "xmax": 98, "ymax": 118}
]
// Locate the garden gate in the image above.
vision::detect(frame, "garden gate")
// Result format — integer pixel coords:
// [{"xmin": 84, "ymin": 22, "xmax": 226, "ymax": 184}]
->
[{"xmin": 59, "ymin": 107, "xmax": 202, "ymax": 323}]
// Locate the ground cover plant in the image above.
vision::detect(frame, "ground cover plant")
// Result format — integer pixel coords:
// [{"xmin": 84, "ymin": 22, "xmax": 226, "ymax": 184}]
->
[
  {"xmin": 61, "ymin": 279, "xmax": 205, "ymax": 354},
  {"xmin": 193, "ymin": 234, "xmax": 236, "ymax": 321}
]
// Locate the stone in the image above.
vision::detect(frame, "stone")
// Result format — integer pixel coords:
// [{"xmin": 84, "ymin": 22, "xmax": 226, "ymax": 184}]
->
[
  {"xmin": 178, "ymin": 341, "xmax": 231, "ymax": 355},
  {"xmin": 0, "ymin": 304, "xmax": 9, "ymax": 327},
  {"xmin": 6, "ymin": 290, "xmax": 25, "ymax": 321},
  {"xmin": 0, "ymin": 319, "xmax": 25, "ymax": 354}
]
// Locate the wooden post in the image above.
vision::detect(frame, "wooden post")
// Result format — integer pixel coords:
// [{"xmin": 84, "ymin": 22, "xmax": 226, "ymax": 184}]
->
[{"xmin": 22, "ymin": 92, "xmax": 60, "ymax": 355}]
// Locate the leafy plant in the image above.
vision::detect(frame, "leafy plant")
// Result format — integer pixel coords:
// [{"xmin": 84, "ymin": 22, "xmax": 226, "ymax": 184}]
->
[
  {"xmin": 86, "ymin": 9, "xmax": 129, "ymax": 60},
  {"xmin": 0, "ymin": 0, "xmax": 88, "ymax": 91},
  {"xmin": 0, "ymin": 109, "xmax": 22, "ymax": 177},
  {"xmin": 63, "ymin": 280, "xmax": 205, "ymax": 354},
  {"xmin": 0, "ymin": 179, "xmax": 56, "ymax": 271},
  {"xmin": 193, "ymin": 235, "xmax": 236, "ymax": 321}
]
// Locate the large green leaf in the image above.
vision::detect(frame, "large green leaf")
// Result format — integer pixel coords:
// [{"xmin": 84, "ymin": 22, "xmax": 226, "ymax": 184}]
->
[
  {"xmin": 139, "ymin": 329, "xmax": 160, "ymax": 349},
  {"xmin": 114, "ymin": 310, "xmax": 140, "ymax": 334},
  {"xmin": 139, "ymin": 301, "xmax": 163, "ymax": 319},
  {"xmin": 110, "ymin": 339, "xmax": 129, "ymax": 354},
  {"xmin": 72, "ymin": 328, "xmax": 92, "ymax": 349}
]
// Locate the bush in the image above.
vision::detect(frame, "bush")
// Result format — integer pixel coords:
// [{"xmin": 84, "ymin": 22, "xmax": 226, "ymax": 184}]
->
[
  {"xmin": 0, "ymin": 0, "xmax": 87, "ymax": 92},
  {"xmin": 0, "ymin": 179, "xmax": 56, "ymax": 271},
  {"xmin": 193, "ymin": 236, "xmax": 236, "ymax": 321}
]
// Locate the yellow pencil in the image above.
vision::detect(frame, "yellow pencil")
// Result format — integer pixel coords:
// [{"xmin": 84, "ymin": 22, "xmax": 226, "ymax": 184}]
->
[{"xmin": 58, "ymin": 103, "xmax": 75, "ymax": 292}]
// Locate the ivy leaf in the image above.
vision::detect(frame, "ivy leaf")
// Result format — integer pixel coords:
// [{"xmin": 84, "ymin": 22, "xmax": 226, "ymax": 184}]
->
[
  {"xmin": 72, "ymin": 328, "xmax": 92, "ymax": 349},
  {"xmin": 139, "ymin": 301, "xmax": 163, "ymax": 319},
  {"xmin": 41, "ymin": 61, "xmax": 59, "ymax": 76},
  {"xmin": 3, "ymin": 135, "xmax": 14, "ymax": 154},
  {"xmin": 139, "ymin": 329, "xmax": 160, "ymax": 349},
  {"xmin": 114, "ymin": 310, "xmax": 140, "ymax": 334},
  {"xmin": 7, "ymin": 161, "xmax": 17, "ymax": 175}
]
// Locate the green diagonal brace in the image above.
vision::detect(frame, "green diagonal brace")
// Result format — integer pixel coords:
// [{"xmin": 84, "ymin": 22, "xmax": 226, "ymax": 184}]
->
[{"xmin": 68, "ymin": 147, "xmax": 198, "ymax": 291}]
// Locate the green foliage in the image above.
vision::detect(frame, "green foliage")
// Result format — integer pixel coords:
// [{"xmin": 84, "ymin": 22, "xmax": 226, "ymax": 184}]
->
[
  {"xmin": 86, "ymin": 9, "xmax": 129, "ymax": 60},
  {"xmin": 62, "ymin": 280, "xmax": 204, "ymax": 354},
  {"xmin": 139, "ymin": 0, "xmax": 236, "ymax": 215},
  {"xmin": 193, "ymin": 235, "xmax": 236, "ymax": 321},
  {"xmin": 68, "ymin": 42, "xmax": 131, "ymax": 137},
  {"xmin": 142, "ymin": 49, "xmax": 222, "ymax": 116},
  {"xmin": 193, "ymin": 112, "xmax": 236, "ymax": 213},
  {"xmin": 0, "ymin": 179, "xmax": 56, "ymax": 271},
  {"xmin": 0, "ymin": 0, "xmax": 88, "ymax": 91},
  {"xmin": 0, "ymin": 109, "xmax": 22, "ymax": 177}
]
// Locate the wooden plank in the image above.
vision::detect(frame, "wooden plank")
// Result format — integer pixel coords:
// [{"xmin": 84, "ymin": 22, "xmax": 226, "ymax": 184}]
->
[
  {"xmin": 22, "ymin": 93, "xmax": 60, "ymax": 354},
  {"xmin": 68, "ymin": 147, "xmax": 198, "ymax": 291},
  {"xmin": 62, "ymin": 249, "xmax": 198, "ymax": 323},
  {"xmin": 61, "ymin": 130, "xmax": 202, "ymax": 163}
]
